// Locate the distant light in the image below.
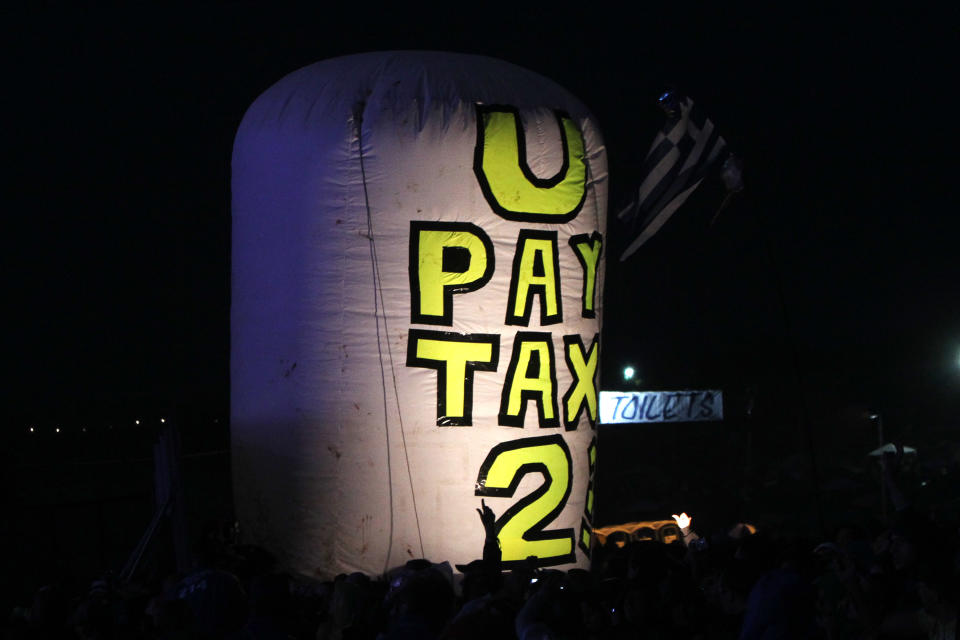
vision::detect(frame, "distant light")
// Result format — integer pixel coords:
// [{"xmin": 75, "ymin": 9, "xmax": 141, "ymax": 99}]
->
[
  {"xmin": 55, "ymin": 428, "xmax": 60, "ymax": 433},
  {"xmin": 623, "ymin": 366, "xmax": 636, "ymax": 381},
  {"xmin": 868, "ymin": 413, "xmax": 880, "ymax": 420},
  {"xmin": 160, "ymin": 418, "xmax": 165, "ymax": 424},
  {"xmin": 135, "ymin": 419, "xmax": 140, "ymax": 425},
  {"xmin": 82, "ymin": 427, "xmax": 87, "ymax": 433},
  {"xmin": 29, "ymin": 427, "xmax": 34, "ymax": 433}
]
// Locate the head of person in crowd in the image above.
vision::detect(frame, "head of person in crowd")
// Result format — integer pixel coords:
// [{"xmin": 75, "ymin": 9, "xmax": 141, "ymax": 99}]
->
[{"xmin": 383, "ymin": 559, "xmax": 456, "ymax": 637}]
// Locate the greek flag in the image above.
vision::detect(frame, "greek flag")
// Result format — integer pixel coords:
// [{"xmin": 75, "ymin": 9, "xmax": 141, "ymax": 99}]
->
[{"xmin": 618, "ymin": 93, "xmax": 731, "ymax": 261}]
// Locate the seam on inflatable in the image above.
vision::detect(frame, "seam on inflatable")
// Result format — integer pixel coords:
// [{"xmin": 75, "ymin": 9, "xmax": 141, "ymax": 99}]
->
[
  {"xmin": 354, "ymin": 97, "xmax": 425, "ymax": 571},
  {"xmin": 583, "ymin": 129, "xmax": 605, "ymax": 320},
  {"xmin": 352, "ymin": 99, "xmax": 394, "ymax": 573}
]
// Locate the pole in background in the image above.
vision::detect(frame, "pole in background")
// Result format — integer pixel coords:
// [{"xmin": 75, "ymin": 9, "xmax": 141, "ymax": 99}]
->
[{"xmin": 870, "ymin": 413, "xmax": 887, "ymax": 523}]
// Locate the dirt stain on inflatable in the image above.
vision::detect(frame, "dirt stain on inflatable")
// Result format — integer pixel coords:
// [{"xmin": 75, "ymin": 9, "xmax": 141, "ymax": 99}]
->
[{"xmin": 359, "ymin": 515, "xmax": 373, "ymax": 554}]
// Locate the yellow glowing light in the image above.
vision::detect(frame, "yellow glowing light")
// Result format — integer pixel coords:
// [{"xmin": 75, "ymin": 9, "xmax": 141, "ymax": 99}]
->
[{"xmin": 592, "ymin": 520, "xmax": 682, "ymax": 546}]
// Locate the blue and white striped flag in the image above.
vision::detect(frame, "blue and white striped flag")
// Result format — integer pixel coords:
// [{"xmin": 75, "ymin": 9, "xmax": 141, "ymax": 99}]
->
[{"xmin": 618, "ymin": 93, "xmax": 732, "ymax": 261}]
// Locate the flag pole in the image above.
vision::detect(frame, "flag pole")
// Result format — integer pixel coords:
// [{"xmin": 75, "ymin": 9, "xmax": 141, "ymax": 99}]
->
[{"xmin": 755, "ymin": 206, "xmax": 827, "ymax": 537}]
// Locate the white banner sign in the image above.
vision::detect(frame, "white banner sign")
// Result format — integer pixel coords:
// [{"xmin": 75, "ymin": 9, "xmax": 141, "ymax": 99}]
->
[{"xmin": 599, "ymin": 390, "xmax": 723, "ymax": 424}]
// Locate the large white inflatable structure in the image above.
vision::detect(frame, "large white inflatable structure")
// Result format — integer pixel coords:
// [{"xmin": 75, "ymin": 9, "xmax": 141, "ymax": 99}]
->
[{"xmin": 231, "ymin": 51, "xmax": 607, "ymax": 577}]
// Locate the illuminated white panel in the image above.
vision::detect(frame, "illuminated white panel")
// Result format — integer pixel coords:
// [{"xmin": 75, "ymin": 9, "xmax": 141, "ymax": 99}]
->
[
  {"xmin": 599, "ymin": 390, "xmax": 723, "ymax": 424},
  {"xmin": 231, "ymin": 52, "xmax": 607, "ymax": 577}
]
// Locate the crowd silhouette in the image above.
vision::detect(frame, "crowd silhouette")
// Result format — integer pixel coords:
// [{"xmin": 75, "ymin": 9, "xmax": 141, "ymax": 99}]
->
[{"xmin": 5, "ymin": 454, "xmax": 958, "ymax": 639}]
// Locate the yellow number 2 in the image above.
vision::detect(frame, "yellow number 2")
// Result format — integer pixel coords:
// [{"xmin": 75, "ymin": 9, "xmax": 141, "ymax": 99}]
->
[{"xmin": 474, "ymin": 435, "xmax": 574, "ymax": 567}]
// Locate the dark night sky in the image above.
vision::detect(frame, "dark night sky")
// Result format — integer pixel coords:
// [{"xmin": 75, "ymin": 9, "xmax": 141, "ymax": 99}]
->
[{"xmin": 7, "ymin": 5, "xmax": 958, "ymax": 443}]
